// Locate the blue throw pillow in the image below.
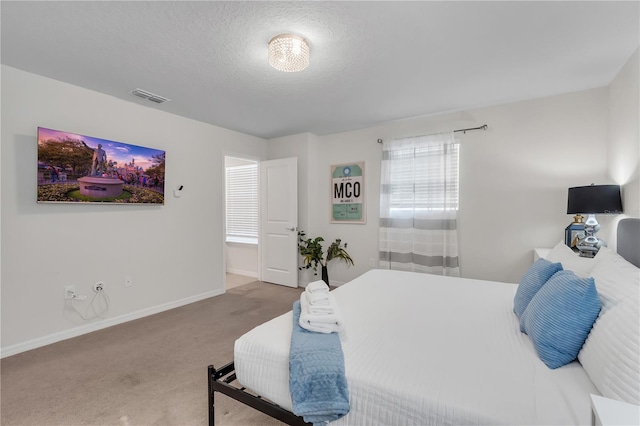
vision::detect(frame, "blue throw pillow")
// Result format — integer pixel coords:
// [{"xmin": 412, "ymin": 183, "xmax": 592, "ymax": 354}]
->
[
  {"xmin": 520, "ymin": 270, "xmax": 601, "ymax": 369},
  {"xmin": 513, "ymin": 258, "xmax": 563, "ymax": 320}
]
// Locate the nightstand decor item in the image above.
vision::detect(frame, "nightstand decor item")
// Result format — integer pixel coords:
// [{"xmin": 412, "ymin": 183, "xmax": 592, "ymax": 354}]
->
[
  {"xmin": 564, "ymin": 216, "xmax": 585, "ymax": 251},
  {"xmin": 566, "ymin": 184, "xmax": 622, "ymax": 258}
]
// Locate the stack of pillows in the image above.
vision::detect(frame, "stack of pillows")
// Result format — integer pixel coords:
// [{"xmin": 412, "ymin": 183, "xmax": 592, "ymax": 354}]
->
[{"xmin": 514, "ymin": 240, "xmax": 640, "ymax": 406}]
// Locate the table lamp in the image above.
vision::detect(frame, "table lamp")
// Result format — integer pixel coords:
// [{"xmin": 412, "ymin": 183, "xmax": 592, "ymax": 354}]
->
[{"xmin": 567, "ymin": 184, "xmax": 623, "ymax": 257}]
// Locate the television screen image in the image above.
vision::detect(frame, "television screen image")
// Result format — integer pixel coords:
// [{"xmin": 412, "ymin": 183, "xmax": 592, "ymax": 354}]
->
[{"xmin": 37, "ymin": 127, "xmax": 165, "ymax": 204}]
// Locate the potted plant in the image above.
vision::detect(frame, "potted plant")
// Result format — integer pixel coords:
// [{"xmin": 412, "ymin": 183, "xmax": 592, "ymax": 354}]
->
[{"xmin": 298, "ymin": 231, "xmax": 354, "ymax": 285}]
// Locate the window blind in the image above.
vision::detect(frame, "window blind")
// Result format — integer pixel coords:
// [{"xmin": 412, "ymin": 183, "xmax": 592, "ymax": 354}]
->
[
  {"xmin": 379, "ymin": 132, "xmax": 460, "ymax": 276},
  {"xmin": 226, "ymin": 163, "xmax": 258, "ymax": 243},
  {"xmin": 384, "ymin": 143, "xmax": 459, "ymax": 212}
]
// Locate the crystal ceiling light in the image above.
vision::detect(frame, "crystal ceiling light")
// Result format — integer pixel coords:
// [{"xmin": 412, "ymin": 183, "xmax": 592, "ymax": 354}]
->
[{"xmin": 268, "ymin": 34, "xmax": 309, "ymax": 72}]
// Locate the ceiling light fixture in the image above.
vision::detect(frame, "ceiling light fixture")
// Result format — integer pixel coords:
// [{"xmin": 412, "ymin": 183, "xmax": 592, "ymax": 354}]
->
[{"xmin": 268, "ymin": 34, "xmax": 309, "ymax": 73}]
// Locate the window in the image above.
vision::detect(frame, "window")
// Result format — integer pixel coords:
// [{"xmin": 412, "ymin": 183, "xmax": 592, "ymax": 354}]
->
[
  {"xmin": 384, "ymin": 143, "xmax": 459, "ymax": 214},
  {"xmin": 225, "ymin": 158, "xmax": 258, "ymax": 244},
  {"xmin": 379, "ymin": 132, "xmax": 460, "ymax": 276}
]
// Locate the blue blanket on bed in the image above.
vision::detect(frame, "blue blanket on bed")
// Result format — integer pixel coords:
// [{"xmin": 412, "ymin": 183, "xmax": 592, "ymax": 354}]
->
[{"xmin": 289, "ymin": 300, "xmax": 350, "ymax": 425}]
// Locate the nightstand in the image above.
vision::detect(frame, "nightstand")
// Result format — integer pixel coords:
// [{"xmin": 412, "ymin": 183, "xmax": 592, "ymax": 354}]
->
[
  {"xmin": 533, "ymin": 248, "xmax": 551, "ymax": 262},
  {"xmin": 590, "ymin": 394, "xmax": 640, "ymax": 425}
]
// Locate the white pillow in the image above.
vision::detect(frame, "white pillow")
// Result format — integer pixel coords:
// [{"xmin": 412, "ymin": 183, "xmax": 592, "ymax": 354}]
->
[
  {"xmin": 578, "ymin": 251, "xmax": 640, "ymax": 405},
  {"xmin": 545, "ymin": 240, "xmax": 598, "ymax": 277},
  {"xmin": 588, "ymin": 248, "xmax": 638, "ymax": 312}
]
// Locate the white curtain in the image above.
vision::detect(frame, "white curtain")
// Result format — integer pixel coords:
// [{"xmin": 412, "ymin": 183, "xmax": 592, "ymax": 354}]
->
[{"xmin": 379, "ymin": 132, "xmax": 460, "ymax": 276}]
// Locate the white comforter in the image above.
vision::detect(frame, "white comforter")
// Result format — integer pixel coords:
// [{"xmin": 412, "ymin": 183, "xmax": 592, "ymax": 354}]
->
[{"xmin": 235, "ymin": 269, "xmax": 598, "ymax": 425}]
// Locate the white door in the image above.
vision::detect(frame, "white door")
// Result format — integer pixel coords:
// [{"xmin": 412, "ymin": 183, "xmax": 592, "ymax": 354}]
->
[{"xmin": 260, "ymin": 157, "xmax": 298, "ymax": 287}]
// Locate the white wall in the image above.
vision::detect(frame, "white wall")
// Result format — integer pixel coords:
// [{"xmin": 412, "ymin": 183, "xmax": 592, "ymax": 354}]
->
[
  {"xmin": 304, "ymin": 88, "xmax": 611, "ymax": 285},
  {"xmin": 1, "ymin": 66, "xmax": 266, "ymax": 355},
  {"xmin": 607, "ymin": 48, "xmax": 640, "ymax": 249},
  {"xmin": 265, "ymin": 52, "xmax": 638, "ymax": 287},
  {"xmin": 225, "ymin": 242, "xmax": 258, "ymax": 277},
  {"xmin": 3, "ymin": 47, "xmax": 637, "ymax": 355}
]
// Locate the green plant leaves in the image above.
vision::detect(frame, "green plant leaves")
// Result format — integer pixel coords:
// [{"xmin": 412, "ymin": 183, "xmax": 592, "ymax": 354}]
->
[{"xmin": 298, "ymin": 231, "xmax": 354, "ymax": 273}]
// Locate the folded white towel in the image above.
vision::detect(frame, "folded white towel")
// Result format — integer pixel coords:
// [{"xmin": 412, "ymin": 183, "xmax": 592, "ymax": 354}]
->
[
  {"xmin": 306, "ymin": 290, "xmax": 330, "ymax": 306},
  {"xmin": 299, "ymin": 292, "xmax": 343, "ymax": 333},
  {"xmin": 305, "ymin": 292, "xmax": 334, "ymax": 315},
  {"xmin": 300, "ymin": 321, "xmax": 340, "ymax": 334},
  {"xmin": 306, "ymin": 280, "xmax": 329, "ymax": 294}
]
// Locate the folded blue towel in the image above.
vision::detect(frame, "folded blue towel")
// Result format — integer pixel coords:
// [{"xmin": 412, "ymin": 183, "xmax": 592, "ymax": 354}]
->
[{"xmin": 290, "ymin": 300, "xmax": 350, "ymax": 425}]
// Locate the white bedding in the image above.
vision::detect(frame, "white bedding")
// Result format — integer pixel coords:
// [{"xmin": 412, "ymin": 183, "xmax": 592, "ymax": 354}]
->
[{"xmin": 235, "ymin": 269, "xmax": 599, "ymax": 425}]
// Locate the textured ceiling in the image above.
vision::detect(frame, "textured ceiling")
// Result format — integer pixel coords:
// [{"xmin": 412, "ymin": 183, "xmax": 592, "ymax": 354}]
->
[{"xmin": 1, "ymin": 1, "xmax": 638, "ymax": 139}]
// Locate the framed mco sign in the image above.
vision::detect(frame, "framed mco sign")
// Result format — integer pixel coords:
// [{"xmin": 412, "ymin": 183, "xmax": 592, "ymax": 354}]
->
[{"xmin": 330, "ymin": 162, "xmax": 365, "ymax": 224}]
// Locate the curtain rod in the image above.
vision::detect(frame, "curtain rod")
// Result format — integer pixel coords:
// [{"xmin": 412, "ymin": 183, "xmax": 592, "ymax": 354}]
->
[
  {"xmin": 377, "ymin": 124, "xmax": 488, "ymax": 144},
  {"xmin": 454, "ymin": 124, "xmax": 488, "ymax": 134}
]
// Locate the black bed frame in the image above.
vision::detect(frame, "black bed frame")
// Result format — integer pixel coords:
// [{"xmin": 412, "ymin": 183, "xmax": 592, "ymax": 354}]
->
[{"xmin": 208, "ymin": 362, "xmax": 310, "ymax": 426}]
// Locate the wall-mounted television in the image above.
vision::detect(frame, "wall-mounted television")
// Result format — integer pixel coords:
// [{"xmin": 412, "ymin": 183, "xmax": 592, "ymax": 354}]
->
[{"xmin": 37, "ymin": 127, "xmax": 165, "ymax": 205}]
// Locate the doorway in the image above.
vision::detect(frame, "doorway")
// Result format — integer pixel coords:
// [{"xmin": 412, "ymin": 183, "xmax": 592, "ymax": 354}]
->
[{"xmin": 224, "ymin": 156, "xmax": 259, "ymax": 289}]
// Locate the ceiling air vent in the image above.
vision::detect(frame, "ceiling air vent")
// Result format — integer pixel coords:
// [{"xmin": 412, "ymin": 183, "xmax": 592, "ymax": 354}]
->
[{"xmin": 130, "ymin": 88, "xmax": 171, "ymax": 104}]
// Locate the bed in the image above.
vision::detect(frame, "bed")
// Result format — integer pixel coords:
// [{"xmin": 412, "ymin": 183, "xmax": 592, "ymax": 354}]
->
[{"xmin": 208, "ymin": 218, "xmax": 640, "ymax": 425}]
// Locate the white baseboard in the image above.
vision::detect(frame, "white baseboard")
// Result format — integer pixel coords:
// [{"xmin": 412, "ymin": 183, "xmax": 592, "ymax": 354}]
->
[
  {"xmin": 1, "ymin": 288, "xmax": 225, "ymax": 359},
  {"xmin": 226, "ymin": 268, "xmax": 259, "ymax": 278}
]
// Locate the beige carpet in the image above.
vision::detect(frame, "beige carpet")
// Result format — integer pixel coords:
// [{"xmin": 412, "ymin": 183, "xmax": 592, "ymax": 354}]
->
[{"xmin": 1, "ymin": 281, "xmax": 303, "ymax": 426}]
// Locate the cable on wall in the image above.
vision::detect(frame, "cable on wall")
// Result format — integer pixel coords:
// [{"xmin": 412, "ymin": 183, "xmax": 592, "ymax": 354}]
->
[
  {"xmin": 377, "ymin": 124, "xmax": 488, "ymax": 144},
  {"xmin": 69, "ymin": 286, "xmax": 111, "ymax": 320}
]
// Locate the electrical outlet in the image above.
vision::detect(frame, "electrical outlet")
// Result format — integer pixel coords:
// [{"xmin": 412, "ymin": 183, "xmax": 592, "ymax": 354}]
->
[
  {"xmin": 93, "ymin": 282, "xmax": 104, "ymax": 292},
  {"xmin": 64, "ymin": 285, "xmax": 76, "ymax": 300},
  {"xmin": 369, "ymin": 258, "xmax": 376, "ymax": 268},
  {"xmin": 124, "ymin": 275, "xmax": 133, "ymax": 287}
]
